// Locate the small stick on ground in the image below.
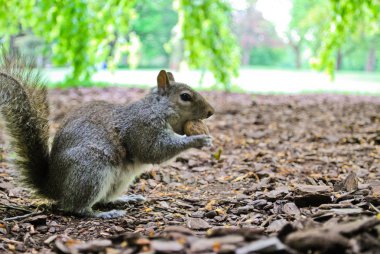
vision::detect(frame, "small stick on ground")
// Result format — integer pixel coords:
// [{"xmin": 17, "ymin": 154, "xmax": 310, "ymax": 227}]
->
[
  {"xmin": 0, "ymin": 237, "xmax": 23, "ymax": 245},
  {"xmin": 0, "ymin": 204, "xmax": 33, "ymax": 213},
  {"xmin": 369, "ymin": 203, "xmax": 380, "ymax": 213},
  {"xmin": 3, "ymin": 211, "xmax": 42, "ymax": 221}
]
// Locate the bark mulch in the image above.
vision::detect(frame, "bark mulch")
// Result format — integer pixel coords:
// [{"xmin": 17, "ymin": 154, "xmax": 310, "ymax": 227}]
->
[{"xmin": 0, "ymin": 88, "xmax": 379, "ymax": 253}]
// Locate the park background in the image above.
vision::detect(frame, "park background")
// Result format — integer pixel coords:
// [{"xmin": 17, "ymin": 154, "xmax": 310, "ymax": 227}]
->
[
  {"xmin": 1, "ymin": 0, "xmax": 379, "ymax": 94},
  {"xmin": 1, "ymin": 1, "xmax": 380, "ymax": 253}
]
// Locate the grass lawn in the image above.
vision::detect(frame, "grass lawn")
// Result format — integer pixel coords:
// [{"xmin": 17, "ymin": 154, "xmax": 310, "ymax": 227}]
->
[{"xmin": 44, "ymin": 68, "xmax": 380, "ymax": 95}]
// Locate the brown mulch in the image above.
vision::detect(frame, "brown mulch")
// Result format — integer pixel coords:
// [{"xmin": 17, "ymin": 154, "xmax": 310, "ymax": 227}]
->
[{"xmin": 0, "ymin": 88, "xmax": 379, "ymax": 253}]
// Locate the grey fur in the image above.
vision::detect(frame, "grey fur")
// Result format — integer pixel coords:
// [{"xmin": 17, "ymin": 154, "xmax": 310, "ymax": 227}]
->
[
  {"xmin": 0, "ymin": 50, "xmax": 49, "ymax": 197},
  {"xmin": 0, "ymin": 53, "xmax": 214, "ymax": 218}
]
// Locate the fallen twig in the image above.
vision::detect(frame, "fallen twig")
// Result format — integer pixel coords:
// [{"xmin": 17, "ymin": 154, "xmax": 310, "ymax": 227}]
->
[
  {"xmin": 0, "ymin": 237, "xmax": 23, "ymax": 245},
  {"xmin": 0, "ymin": 204, "xmax": 33, "ymax": 213},
  {"xmin": 3, "ymin": 211, "xmax": 42, "ymax": 221},
  {"xmin": 369, "ymin": 203, "xmax": 380, "ymax": 213}
]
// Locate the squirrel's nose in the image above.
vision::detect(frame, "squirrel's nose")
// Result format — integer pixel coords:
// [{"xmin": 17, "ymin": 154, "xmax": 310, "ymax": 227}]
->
[{"xmin": 206, "ymin": 107, "xmax": 214, "ymax": 118}]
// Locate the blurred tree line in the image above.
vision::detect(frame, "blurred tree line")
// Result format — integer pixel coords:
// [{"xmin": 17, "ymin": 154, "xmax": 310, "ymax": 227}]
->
[
  {"xmin": 0, "ymin": 0, "xmax": 379, "ymax": 88},
  {"xmin": 288, "ymin": 0, "xmax": 379, "ymax": 75},
  {"xmin": 312, "ymin": 0, "xmax": 379, "ymax": 76},
  {"xmin": 0, "ymin": 0, "xmax": 239, "ymax": 88},
  {"xmin": 235, "ymin": 0, "xmax": 379, "ymax": 73}
]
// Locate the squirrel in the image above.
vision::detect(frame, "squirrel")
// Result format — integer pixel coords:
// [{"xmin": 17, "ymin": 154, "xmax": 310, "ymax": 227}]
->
[{"xmin": 0, "ymin": 51, "xmax": 214, "ymax": 218}]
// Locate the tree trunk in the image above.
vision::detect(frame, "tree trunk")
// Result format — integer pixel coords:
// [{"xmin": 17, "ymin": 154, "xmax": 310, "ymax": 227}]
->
[
  {"xmin": 336, "ymin": 48, "xmax": 343, "ymax": 70},
  {"xmin": 241, "ymin": 48, "xmax": 250, "ymax": 66},
  {"xmin": 168, "ymin": 39, "xmax": 183, "ymax": 70},
  {"xmin": 294, "ymin": 46, "xmax": 302, "ymax": 69},
  {"xmin": 9, "ymin": 35, "xmax": 16, "ymax": 52},
  {"xmin": 365, "ymin": 44, "xmax": 376, "ymax": 72}
]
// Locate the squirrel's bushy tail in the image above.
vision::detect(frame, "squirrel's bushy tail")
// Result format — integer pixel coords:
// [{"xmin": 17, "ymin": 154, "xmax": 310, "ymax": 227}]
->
[{"xmin": 0, "ymin": 50, "xmax": 50, "ymax": 197}]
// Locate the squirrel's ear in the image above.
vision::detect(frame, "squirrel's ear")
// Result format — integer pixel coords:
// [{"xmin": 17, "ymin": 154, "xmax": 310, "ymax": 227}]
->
[
  {"xmin": 166, "ymin": 72, "xmax": 175, "ymax": 82},
  {"xmin": 157, "ymin": 70, "xmax": 171, "ymax": 93}
]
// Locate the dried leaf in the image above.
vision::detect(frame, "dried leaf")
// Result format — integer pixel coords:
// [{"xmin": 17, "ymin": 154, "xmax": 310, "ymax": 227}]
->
[{"xmin": 213, "ymin": 147, "xmax": 223, "ymax": 161}]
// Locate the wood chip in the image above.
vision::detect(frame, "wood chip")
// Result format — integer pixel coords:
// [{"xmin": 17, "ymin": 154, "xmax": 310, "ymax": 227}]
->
[
  {"xmin": 282, "ymin": 202, "xmax": 300, "ymax": 216},
  {"xmin": 191, "ymin": 235, "xmax": 244, "ymax": 252},
  {"xmin": 187, "ymin": 218, "xmax": 211, "ymax": 230},
  {"xmin": 266, "ymin": 219, "xmax": 288, "ymax": 233},
  {"xmin": 151, "ymin": 240, "xmax": 184, "ymax": 252},
  {"xmin": 295, "ymin": 184, "xmax": 332, "ymax": 193},
  {"xmin": 343, "ymin": 172, "xmax": 359, "ymax": 192}
]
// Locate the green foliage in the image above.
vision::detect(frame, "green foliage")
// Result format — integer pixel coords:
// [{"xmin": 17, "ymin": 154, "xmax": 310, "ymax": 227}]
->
[
  {"xmin": 287, "ymin": 0, "xmax": 331, "ymax": 69},
  {"xmin": 37, "ymin": 0, "xmax": 137, "ymax": 81},
  {"xmin": 131, "ymin": 0, "xmax": 178, "ymax": 68},
  {"xmin": 0, "ymin": 0, "xmax": 137, "ymax": 82},
  {"xmin": 176, "ymin": 0, "xmax": 240, "ymax": 90},
  {"xmin": 288, "ymin": 0, "xmax": 380, "ymax": 74},
  {"xmin": 293, "ymin": 0, "xmax": 331, "ymax": 53},
  {"xmin": 1, "ymin": 0, "xmax": 240, "ymax": 89},
  {"xmin": 0, "ymin": 2, "xmax": 22, "ymax": 35},
  {"xmin": 2, "ymin": 0, "xmax": 379, "ymax": 89},
  {"xmin": 314, "ymin": 0, "xmax": 380, "ymax": 76},
  {"xmin": 249, "ymin": 47, "xmax": 286, "ymax": 66}
]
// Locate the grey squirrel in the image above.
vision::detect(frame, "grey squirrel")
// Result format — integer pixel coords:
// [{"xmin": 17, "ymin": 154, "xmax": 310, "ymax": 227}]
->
[{"xmin": 0, "ymin": 51, "xmax": 214, "ymax": 218}]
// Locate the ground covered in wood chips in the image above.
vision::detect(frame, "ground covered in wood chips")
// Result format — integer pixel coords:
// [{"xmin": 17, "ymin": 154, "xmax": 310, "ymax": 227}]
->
[{"xmin": 1, "ymin": 88, "xmax": 380, "ymax": 254}]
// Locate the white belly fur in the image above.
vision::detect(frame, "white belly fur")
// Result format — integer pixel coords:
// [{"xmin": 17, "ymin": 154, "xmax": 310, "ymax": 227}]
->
[{"xmin": 100, "ymin": 162, "xmax": 153, "ymax": 203}]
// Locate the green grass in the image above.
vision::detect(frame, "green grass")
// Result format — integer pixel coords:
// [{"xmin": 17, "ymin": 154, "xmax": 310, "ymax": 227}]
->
[
  {"xmin": 48, "ymin": 81, "xmax": 380, "ymax": 97},
  {"xmin": 334, "ymin": 71, "xmax": 380, "ymax": 82},
  {"xmin": 48, "ymin": 80, "xmax": 151, "ymax": 89},
  {"xmin": 299, "ymin": 89, "xmax": 380, "ymax": 96},
  {"xmin": 48, "ymin": 80, "xmax": 247, "ymax": 93},
  {"xmin": 45, "ymin": 67, "xmax": 380, "ymax": 96},
  {"xmin": 249, "ymin": 90, "xmax": 380, "ymax": 96},
  {"xmin": 241, "ymin": 66, "xmax": 380, "ymax": 82}
]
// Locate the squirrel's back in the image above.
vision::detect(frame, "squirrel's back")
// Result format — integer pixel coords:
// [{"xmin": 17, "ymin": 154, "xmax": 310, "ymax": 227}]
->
[{"xmin": 50, "ymin": 94, "xmax": 171, "ymax": 166}]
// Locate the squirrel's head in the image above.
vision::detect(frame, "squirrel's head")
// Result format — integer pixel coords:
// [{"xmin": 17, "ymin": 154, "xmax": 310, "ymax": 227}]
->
[{"xmin": 155, "ymin": 70, "xmax": 214, "ymax": 124}]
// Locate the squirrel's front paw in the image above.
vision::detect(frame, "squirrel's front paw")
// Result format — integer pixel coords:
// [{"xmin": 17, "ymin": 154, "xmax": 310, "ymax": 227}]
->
[{"xmin": 192, "ymin": 134, "xmax": 213, "ymax": 148}]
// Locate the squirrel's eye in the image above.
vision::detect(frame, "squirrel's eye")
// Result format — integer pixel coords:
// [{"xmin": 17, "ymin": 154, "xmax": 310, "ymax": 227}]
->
[{"xmin": 180, "ymin": 93, "xmax": 192, "ymax": 102}]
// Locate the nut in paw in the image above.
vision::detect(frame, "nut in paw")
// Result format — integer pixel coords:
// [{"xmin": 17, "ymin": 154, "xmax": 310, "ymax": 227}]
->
[{"xmin": 183, "ymin": 120, "xmax": 210, "ymax": 136}]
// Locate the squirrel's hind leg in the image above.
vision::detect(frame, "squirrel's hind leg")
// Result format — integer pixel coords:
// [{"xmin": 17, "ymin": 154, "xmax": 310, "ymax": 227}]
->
[
  {"xmin": 56, "ymin": 158, "xmax": 126, "ymax": 218},
  {"xmin": 98, "ymin": 163, "xmax": 152, "ymax": 206}
]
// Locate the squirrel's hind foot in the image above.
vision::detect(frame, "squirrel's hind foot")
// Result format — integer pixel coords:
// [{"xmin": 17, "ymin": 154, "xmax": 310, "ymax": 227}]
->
[
  {"xmin": 95, "ymin": 209, "xmax": 126, "ymax": 219},
  {"xmin": 61, "ymin": 207, "xmax": 127, "ymax": 219}
]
